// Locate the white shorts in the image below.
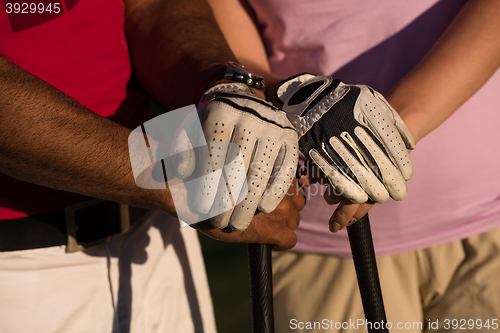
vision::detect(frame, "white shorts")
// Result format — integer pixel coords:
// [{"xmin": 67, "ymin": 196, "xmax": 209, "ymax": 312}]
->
[{"xmin": 0, "ymin": 211, "xmax": 216, "ymax": 333}]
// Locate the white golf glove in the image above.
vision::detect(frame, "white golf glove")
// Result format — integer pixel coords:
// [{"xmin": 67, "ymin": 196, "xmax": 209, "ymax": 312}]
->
[
  {"xmin": 276, "ymin": 74, "xmax": 415, "ymax": 203},
  {"xmin": 172, "ymin": 82, "xmax": 298, "ymax": 231}
]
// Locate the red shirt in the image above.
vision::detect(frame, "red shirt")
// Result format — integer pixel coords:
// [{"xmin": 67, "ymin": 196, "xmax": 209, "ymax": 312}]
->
[{"xmin": 0, "ymin": 0, "xmax": 150, "ymax": 219}]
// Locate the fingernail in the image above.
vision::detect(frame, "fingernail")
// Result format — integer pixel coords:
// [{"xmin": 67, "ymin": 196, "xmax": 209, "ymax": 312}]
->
[{"xmin": 329, "ymin": 221, "xmax": 342, "ymax": 233}]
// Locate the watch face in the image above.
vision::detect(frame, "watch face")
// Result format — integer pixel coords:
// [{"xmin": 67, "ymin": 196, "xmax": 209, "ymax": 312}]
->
[{"xmin": 229, "ymin": 62, "xmax": 264, "ymax": 80}]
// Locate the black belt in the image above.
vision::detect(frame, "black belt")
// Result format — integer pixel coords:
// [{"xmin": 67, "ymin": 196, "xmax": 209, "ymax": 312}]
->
[{"xmin": 0, "ymin": 199, "xmax": 149, "ymax": 252}]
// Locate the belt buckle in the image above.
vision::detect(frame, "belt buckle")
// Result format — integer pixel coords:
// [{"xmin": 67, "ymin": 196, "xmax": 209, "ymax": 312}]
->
[{"xmin": 65, "ymin": 199, "xmax": 131, "ymax": 253}]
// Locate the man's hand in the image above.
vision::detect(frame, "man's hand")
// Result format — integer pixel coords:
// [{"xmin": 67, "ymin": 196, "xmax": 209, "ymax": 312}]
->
[
  {"xmin": 194, "ymin": 178, "xmax": 305, "ymax": 250},
  {"xmin": 173, "ymin": 82, "xmax": 299, "ymax": 232}
]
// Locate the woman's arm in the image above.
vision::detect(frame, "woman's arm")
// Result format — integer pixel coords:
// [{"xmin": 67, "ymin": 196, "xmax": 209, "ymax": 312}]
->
[
  {"xmin": 207, "ymin": 0, "xmax": 500, "ymax": 231},
  {"xmin": 206, "ymin": 0, "xmax": 285, "ymax": 99},
  {"xmin": 387, "ymin": 0, "xmax": 500, "ymax": 144}
]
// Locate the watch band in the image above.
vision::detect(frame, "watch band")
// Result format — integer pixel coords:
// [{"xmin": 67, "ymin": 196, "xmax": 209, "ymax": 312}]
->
[
  {"xmin": 206, "ymin": 62, "xmax": 267, "ymax": 96},
  {"xmin": 224, "ymin": 62, "xmax": 266, "ymax": 92}
]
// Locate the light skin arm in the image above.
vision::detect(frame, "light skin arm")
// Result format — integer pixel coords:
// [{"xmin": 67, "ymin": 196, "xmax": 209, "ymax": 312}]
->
[
  {"xmin": 205, "ymin": 0, "xmax": 284, "ymax": 100},
  {"xmin": 208, "ymin": 0, "xmax": 500, "ymax": 232},
  {"xmin": 331, "ymin": 0, "xmax": 500, "ymax": 231},
  {"xmin": 386, "ymin": 0, "xmax": 500, "ymax": 144}
]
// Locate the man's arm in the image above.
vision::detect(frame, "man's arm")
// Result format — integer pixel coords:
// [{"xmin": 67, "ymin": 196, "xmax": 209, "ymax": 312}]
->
[
  {"xmin": 0, "ymin": 0, "xmax": 303, "ymax": 249},
  {"xmin": 123, "ymin": 0, "xmax": 304, "ymax": 248},
  {"xmin": 123, "ymin": 0, "xmax": 237, "ymax": 110},
  {"xmin": 0, "ymin": 0, "xmax": 239, "ymax": 210},
  {"xmin": 0, "ymin": 55, "xmax": 175, "ymax": 215}
]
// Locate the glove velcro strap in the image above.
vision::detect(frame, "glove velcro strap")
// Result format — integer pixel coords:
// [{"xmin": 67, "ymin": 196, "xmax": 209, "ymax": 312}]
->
[
  {"xmin": 274, "ymin": 73, "xmax": 316, "ymax": 106},
  {"xmin": 200, "ymin": 82, "xmax": 252, "ymax": 104}
]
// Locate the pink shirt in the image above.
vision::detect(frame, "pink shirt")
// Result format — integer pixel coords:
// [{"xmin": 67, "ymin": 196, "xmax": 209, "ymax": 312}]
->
[
  {"xmin": 247, "ymin": 0, "xmax": 500, "ymax": 256},
  {"xmin": 0, "ymin": 0, "xmax": 150, "ymax": 219}
]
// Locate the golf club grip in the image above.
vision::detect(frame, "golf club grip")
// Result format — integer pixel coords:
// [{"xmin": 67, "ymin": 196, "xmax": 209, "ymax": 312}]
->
[
  {"xmin": 347, "ymin": 214, "xmax": 389, "ymax": 333},
  {"xmin": 248, "ymin": 243, "xmax": 274, "ymax": 333}
]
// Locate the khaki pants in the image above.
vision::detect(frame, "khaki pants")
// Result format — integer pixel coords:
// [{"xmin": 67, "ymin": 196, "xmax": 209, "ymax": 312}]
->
[{"xmin": 273, "ymin": 227, "xmax": 500, "ymax": 332}]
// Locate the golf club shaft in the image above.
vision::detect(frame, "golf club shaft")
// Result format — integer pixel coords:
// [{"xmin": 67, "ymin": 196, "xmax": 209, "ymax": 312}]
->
[
  {"xmin": 248, "ymin": 243, "xmax": 274, "ymax": 333},
  {"xmin": 347, "ymin": 214, "xmax": 389, "ymax": 333}
]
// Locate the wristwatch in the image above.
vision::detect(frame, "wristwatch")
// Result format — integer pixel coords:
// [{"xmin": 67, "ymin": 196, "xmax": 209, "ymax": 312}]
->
[{"xmin": 209, "ymin": 61, "xmax": 267, "ymax": 95}]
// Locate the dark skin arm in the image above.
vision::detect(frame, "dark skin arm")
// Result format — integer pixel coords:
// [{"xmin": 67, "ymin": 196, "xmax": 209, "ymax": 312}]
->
[
  {"xmin": 124, "ymin": 0, "xmax": 304, "ymax": 248},
  {"xmin": 0, "ymin": 0, "xmax": 303, "ymax": 250},
  {"xmin": 123, "ymin": 0, "xmax": 236, "ymax": 110},
  {"xmin": 0, "ymin": 55, "xmax": 174, "ymax": 214},
  {"xmin": 0, "ymin": 0, "xmax": 234, "ymax": 210}
]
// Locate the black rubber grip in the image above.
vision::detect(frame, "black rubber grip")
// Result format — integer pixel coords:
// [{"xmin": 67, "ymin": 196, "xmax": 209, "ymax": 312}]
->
[
  {"xmin": 248, "ymin": 243, "xmax": 275, "ymax": 333},
  {"xmin": 347, "ymin": 214, "xmax": 389, "ymax": 333}
]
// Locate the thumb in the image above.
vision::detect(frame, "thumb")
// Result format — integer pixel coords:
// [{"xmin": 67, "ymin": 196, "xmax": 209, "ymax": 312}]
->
[{"xmin": 270, "ymin": 227, "xmax": 298, "ymax": 251}]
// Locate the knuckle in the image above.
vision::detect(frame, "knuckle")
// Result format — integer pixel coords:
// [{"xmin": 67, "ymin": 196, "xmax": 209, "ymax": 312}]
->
[{"xmin": 275, "ymin": 196, "xmax": 292, "ymax": 212}]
